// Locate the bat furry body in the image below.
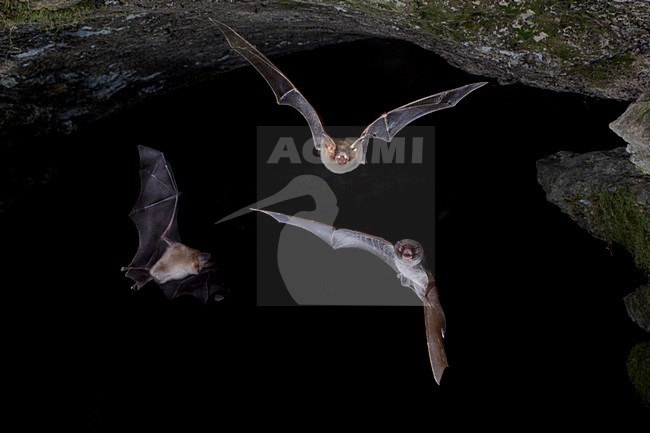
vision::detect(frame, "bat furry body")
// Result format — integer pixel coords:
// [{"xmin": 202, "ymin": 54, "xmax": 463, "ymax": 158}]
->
[
  {"xmin": 212, "ymin": 19, "xmax": 487, "ymax": 174},
  {"xmin": 121, "ymin": 146, "xmax": 224, "ymax": 303},
  {"xmin": 256, "ymin": 209, "xmax": 448, "ymax": 384}
]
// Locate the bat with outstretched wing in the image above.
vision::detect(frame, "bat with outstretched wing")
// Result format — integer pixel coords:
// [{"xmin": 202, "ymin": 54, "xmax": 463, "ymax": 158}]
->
[
  {"xmin": 212, "ymin": 19, "xmax": 487, "ymax": 174},
  {"xmin": 121, "ymin": 145, "xmax": 225, "ymax": 304},
  {"xmin": 255, "ymin": 208, "xmax": 448, "ymax": 384}
]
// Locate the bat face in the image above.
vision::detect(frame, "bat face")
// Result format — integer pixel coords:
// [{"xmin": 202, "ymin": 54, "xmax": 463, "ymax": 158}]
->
[
  {"xmin": 320, "ymin": 136, "xmax": 365, "ymax": 174},
  {"xmin": 394, "ymin": 239, "xmax": 424, "ymax": 267}
]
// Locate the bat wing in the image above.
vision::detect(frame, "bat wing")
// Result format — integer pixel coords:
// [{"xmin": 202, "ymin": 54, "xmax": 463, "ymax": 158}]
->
[
  {"xmin": 255, "ymin": 209, "xmax": 398, "ymax": 272},
  {"xmin": 422, "ymin": 280, "xmax": 448, "ymax": 385},
  {"xmin": 212, "ymin": 19, "xmax": 327, "ymax": 149},
  {"xmin": 160, "ymin": 269, "xmax": 227, "ymax": 304},
  {"xmin": 124, "ymin": 145, "xmax": 180, "ymax": 289},
  {"xmin": 356, "ymin": 82, "xmax": 487, "ymax": 158}
]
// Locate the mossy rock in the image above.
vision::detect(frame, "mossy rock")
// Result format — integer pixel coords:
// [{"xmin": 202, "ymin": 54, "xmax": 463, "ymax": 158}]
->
[
  {"xmin": 593, "ymin": 188, "xmax": 650, "ymax": 273},
  {"xmin": 625, "ymin": 285, "xmax": 650, "ymax": 332},
  {"xmin": 0, "ymin": 0, "xmax": 103, "ymax": 29},
  {"xmin": 627, "ymin": 341, "xmax": 650, "ymax": 407},
  {"xmin": 537, "ymin": 147, "xmax": 650, "ymax": 275}
]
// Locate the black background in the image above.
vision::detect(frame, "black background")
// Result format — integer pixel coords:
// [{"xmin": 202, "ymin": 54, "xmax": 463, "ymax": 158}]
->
[{"xmin": 4, "ymin": 38, "xmax": 648, "ymax": 428}]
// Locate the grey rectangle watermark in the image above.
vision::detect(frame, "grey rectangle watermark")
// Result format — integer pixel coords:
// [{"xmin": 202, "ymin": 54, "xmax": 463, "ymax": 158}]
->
[{"xmin": 256, "ymin": 125, "xmax": 435, "ymax": 306}]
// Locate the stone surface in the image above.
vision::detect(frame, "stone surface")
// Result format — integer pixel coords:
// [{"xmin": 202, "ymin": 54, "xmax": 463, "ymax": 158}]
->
[
  {"xmin": 0, "ymin": 0, "xmax": 648, "ymax": 137},
  {"xmin": 536, "ymin": 147, "xmax": 650, "ymax": 273},
  {"xmin": 610, "ymin": 90, "xmax": 650, "ymax": 174},
  {"xmin": 624, "ymin": 284, "xmax": 650, "ymax": 333}
]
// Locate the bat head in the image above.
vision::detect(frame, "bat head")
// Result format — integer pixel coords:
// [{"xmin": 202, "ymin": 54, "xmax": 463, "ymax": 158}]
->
[
  {"xmin": 394, "ymin": 239, "xmax": 423, "ymax": 267},
  {"xmin": 320, "ymin": 137, "xmax": 365, "ymax": 174},
  {"xmin": 193, "ymin": 252, "xmax": 212, "ymax": 273}
]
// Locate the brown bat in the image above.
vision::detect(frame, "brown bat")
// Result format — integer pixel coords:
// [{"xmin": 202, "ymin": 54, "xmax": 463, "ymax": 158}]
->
[
  {"xmin": 255, "ymin": 208, "xmax": 448, "ymax": 384},
  {"xmin": 212, "ymin": 19, "xmax": 487, "ymax": 174},
  {"xmin": 121, "ymin": 146, "xmax": 225, "ymax": 303}
]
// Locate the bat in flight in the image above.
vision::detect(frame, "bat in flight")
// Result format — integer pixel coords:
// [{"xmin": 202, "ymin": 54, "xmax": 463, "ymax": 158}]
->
[
  {"xmin": 212, "ymin": 19, "xmax": 487, "ymax": 174},
  {"xmin": 255, "ymin": 208, "xmax": 448, "ymax": 384},
  {"xmin": 121, "ymin": 145, "xmax": 225, "ymax": 304}
]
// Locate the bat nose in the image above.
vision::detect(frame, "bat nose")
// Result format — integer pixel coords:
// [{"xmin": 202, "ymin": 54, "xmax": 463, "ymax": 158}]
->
[{"xmin": 335, "ymin": 153, "xmax": 349, "ymax": 165}]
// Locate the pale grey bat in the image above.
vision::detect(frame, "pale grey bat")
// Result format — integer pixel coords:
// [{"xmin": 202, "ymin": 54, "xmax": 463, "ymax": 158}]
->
[
  {"xmin": 212, "ymin": 19, "xmax": 487, "ymax": 174},
  {"xmin": 121, "ymin": 145, "xmax": 225, "ymax": 303},
  {"xmin": 255, "ymin": 208, "xmax": 448, "ymax": 384}
]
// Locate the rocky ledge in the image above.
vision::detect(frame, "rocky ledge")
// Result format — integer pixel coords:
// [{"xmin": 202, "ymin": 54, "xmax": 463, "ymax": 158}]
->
[
  {"xmin": 0, "ymin": 0, "xmax": 649, "ymax": 137},
  {"xmin": 537, "ymin": 146, "xmax": 650, "ymax": 275}
]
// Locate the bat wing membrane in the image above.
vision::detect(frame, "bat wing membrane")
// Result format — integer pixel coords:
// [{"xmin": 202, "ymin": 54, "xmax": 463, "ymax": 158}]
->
[
  {"xmin": 256, "ymin": 209, "xmax": 398, "ymax": 272},
  {"xmin": 161, "ymin": 270, "xmax": 227, "ymax": 304},
  {"xmin": 423, "ymin": 281, "xmax": 448, "ymax": 385},
  {"xmin": 357, "ymin": 82, "xmax": 487, "ymax": 155},
  {"xmin": 124, "ymin": 146, "xmax": 180, "ymax": 287},
  {"xmin": 332, "ymin": 229, "xmax": 398, "ymax": 272},
  {"xmin": 257, "ymin": 209, "xmax": 448, "ymax": 383},
  {"xmin": 212, "ymin": 19, "xmax": 327, "ymax": 149}
]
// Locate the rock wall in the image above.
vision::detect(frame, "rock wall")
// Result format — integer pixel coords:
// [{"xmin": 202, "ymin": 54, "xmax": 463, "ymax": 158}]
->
[
  {"xmin": 537, "ymin": 147, "xmax": 650, "ymax": 274},
  {"xmin": 0, "ymin": 0, "xmax": 648, "ymax": 137}
]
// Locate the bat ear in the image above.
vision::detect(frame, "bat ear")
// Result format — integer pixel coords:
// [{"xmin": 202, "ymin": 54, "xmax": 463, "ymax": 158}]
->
[{"xmin": 196, "ymin": 252, "xmax": 211, "ymax": 267}]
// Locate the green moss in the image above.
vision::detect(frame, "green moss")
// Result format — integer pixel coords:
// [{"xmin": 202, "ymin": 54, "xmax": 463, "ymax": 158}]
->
[
  {"xmin": 0, "ymin": 0, "xmax": 104, "ymax": 29},
  {"xmin": 571, "ymin": 53, "xmax": 635, "ymax": 86},
  {"xmin": 627, "ymin": 341, "xmax": 650, "ymax": 407},
  {"xmin": 637, "ymin": 104, "xmax": 650, "ymax": 122},
  {"xmin": 408, "ymin": 1, "xmax": 627, "ymax": 63},
  {"xmin": 593, "ymin": 188, "xmax": 650, "ymax": 273}
]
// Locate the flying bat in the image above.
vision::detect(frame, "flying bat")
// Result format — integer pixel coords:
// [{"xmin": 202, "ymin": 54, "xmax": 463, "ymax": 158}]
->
[
  {"xmin": 121, "ymin": 145, "xmax": 225, "ymax": 303},
  {"xmin": 212, "ymin": 19, "xmax": 487, "ymax": 174},
  {"xmin": 255, "ymin": 208, "xmax": 448, "ymax": 384}
]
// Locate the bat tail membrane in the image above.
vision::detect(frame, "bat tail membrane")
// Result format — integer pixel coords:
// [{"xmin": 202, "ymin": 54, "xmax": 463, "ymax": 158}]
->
[
  {"xmin": 121, "ymin": 267, "xmax": 153, "ymax": 291},
  {"xmin": 163, "ymin": 270, "xmax": 227, "ymax": 304}
]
